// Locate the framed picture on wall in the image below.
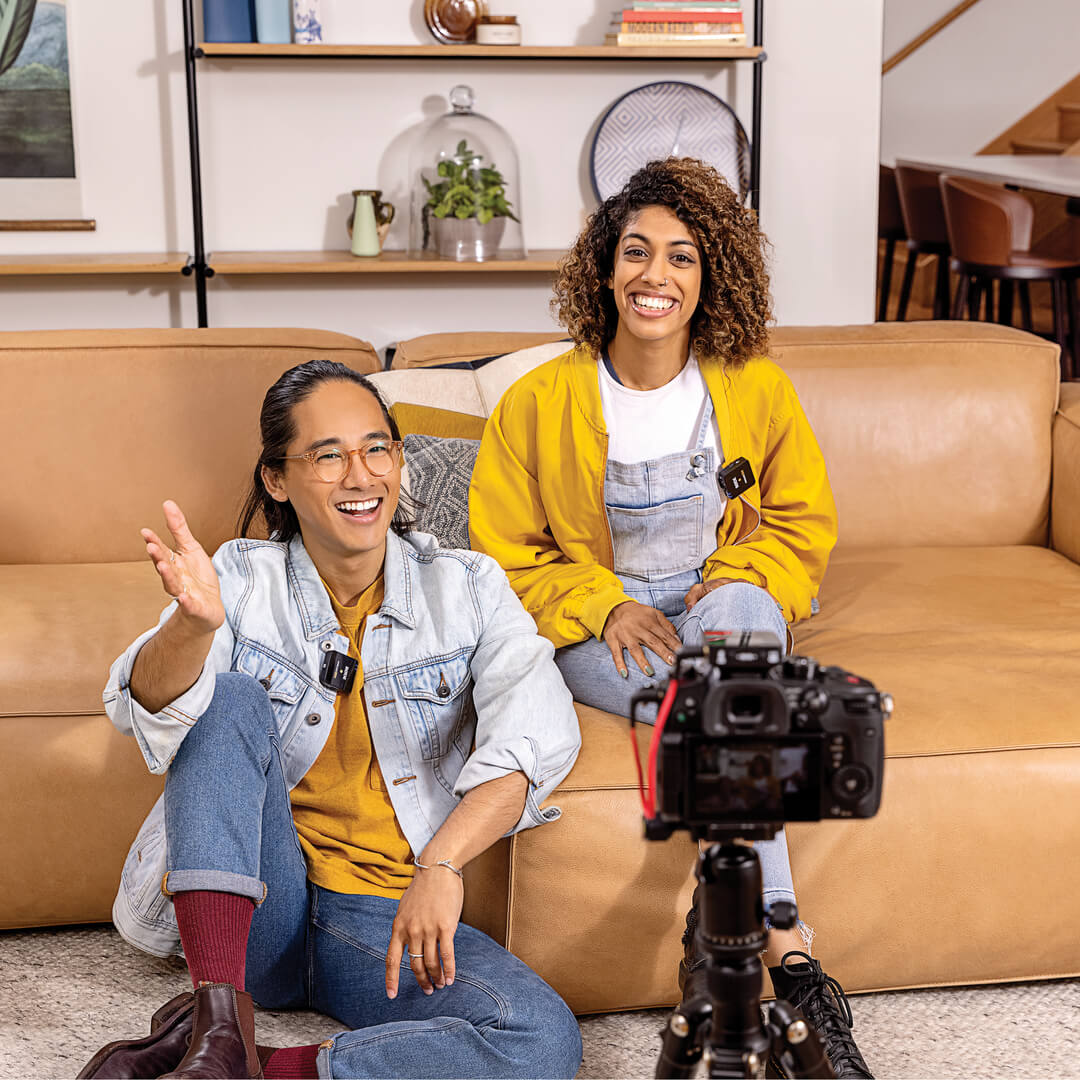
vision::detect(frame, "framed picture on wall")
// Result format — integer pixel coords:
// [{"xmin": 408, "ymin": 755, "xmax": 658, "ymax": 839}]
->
[{"xmin": 0, "ymin": 0, "xmax": 87, "ymax": 225}]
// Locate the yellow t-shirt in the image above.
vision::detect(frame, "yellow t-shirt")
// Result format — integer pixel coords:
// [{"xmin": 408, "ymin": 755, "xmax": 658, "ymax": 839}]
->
[{"xmin": 289, "ymin": 574, "xmax": 416, "ymax": 898}]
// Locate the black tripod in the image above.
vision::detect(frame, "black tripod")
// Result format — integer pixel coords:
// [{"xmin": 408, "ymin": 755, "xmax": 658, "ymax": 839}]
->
[{"xmin": 656, "ymin": 842, "xmax": 834, "ymax": 1079}]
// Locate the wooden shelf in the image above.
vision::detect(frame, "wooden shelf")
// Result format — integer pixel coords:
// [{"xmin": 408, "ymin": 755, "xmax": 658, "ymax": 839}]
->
[
  {"xmin": 209, "ymin": 250, "xmax": 564, "ymax": 274},
  {"xmin": 0, "ymin": 253, "xmax": 189, "ymax": 276},
  {"xmin": 197, "ymin": 42, "xmax": 764, "ymax": 61}
]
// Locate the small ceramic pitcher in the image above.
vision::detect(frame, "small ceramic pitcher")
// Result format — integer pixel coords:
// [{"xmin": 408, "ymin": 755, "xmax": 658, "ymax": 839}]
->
[{"xmin": 348, "ymin": 190, "xmax": 396, "ymax": 257}]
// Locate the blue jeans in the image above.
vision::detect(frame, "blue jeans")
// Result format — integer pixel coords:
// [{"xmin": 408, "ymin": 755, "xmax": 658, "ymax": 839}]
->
[
  {"xmin": 163, "ymin": 672, "xmax": 582, "ymax": 1080},
  {"xmin": 555, "ymin": 581, "xmax": 798, "ymax": 912}
]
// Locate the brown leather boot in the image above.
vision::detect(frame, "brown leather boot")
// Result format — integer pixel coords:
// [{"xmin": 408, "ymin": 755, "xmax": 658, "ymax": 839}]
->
[
  {"xmin": 77, "ymin": 992, "xmax": 196, "ymax": 1079},
  {"xmin": 158, "ymin": 982, "xmax": 263, "ymax": 1079}
]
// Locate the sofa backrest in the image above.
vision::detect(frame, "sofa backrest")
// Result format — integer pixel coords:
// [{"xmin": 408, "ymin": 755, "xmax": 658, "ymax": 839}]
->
[
  {"xmin": 0, "ymin": 329, "xmax": 381, "ymax": 565},
  {"xmin": 377, "ymin": 323, "xmax": 1061, "ymax": 551}
]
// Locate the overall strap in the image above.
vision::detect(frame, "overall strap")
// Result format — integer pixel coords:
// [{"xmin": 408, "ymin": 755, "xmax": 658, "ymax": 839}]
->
[{"xmin": 694, "ymin": 372, "xmax": 715, "ymax": 451}]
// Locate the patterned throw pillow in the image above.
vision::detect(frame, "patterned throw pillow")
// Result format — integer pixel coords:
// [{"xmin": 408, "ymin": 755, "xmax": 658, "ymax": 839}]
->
[{"xmin": 403, "ymin": 434, "xmax": 481, "ymax": 550}]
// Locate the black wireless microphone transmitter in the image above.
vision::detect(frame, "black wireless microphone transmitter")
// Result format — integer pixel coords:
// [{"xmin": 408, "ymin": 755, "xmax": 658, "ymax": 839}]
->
[
  {"xmin": 320, "ymin": 649, "xmax": 358, "ymax": 694},
  {"xmin": 717, "ymin": 456, "xmax": 756, "ymax": 499}
]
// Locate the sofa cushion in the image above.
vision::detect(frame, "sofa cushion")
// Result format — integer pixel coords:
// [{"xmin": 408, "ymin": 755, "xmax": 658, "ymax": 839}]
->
[
  {"xmin": 0, "ymin": 562, "xmax": 169, "ymax": 717},
  {"xmin": 402, "ymin": 434, "xmax": 481, "ymax": 551},
  {"xmin": 0, "ymin": 329, "xmax": 381, "ymax": 566},
  {"xmin": 391, "ymin": 402, "xmax": 487, "ymax": 441},
  {"xmin": 797, "ymin": 544, "xmax": 1080, "ymax": 754},
  {"xmin": 367, "ymin": 368, "xmax": 485, "ymax": 418}
]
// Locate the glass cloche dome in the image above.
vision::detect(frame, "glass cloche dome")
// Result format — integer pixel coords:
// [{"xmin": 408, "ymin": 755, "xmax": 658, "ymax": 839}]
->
[{"xmin": 408, "ymin": 85, "xmax": 526, "ymax": 261}]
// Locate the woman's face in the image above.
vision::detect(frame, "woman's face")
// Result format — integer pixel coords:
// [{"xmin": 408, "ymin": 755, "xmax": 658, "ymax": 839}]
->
[
  {"xmin": 263, "ymin": 380, "xmax": 401, "ymax": 564},
  {"xmin": 609, "ymin": 204, "xmax": 702, "ymax": 346}
]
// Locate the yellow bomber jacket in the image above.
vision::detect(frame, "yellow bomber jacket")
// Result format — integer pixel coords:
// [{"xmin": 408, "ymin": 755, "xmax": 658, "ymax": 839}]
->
[{"xmin": 468, "ymin": 345, "xmax": 838, "ymax": 649}]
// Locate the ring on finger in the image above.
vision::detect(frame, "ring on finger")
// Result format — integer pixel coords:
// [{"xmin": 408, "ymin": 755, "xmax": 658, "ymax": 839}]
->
[
  {"xmin": 408, "ymin": 950, "xmax": 424, "ymax": 960},
  {"xmin": 169, "ymin": 551, "xmax": 176, "ymax": 563}
]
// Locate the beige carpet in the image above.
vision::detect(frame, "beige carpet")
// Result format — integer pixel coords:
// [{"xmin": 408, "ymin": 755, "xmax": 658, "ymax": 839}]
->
[{"xmin": 1, "ymin": 926, "xmax": 1077, "ymax": 1079}]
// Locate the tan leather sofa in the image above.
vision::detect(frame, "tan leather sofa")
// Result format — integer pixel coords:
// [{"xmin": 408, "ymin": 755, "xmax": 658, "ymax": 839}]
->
[{"xmin": 2, "ymin": 322, "xmax": 1078, "ymax": 1018}]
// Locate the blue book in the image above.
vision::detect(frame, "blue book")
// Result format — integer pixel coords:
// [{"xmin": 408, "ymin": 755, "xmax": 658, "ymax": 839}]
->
[{"xmin": 203, "ymin": 0, "xmax": 256, "ymax": 42}]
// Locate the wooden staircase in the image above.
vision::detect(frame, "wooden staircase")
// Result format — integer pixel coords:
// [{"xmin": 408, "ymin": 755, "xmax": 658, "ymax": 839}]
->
[{"xmin": 979, "ymin": 71, "xmax": 1080, "ymax": 157}]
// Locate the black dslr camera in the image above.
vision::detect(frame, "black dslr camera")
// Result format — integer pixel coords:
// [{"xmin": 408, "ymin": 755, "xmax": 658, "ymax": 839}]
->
[{"xmin": 631, "ymin": 630, "xmax": 890, "ymax": 844}]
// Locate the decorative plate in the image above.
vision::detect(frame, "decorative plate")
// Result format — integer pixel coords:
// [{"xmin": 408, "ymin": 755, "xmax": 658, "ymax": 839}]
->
[
  {"xmin": 590, "ymin": 81, "xmax": 751, "ymax": 203},
  {"xmin": 424, "ymin": 0, "xmax": 487, "ymax": 44}
]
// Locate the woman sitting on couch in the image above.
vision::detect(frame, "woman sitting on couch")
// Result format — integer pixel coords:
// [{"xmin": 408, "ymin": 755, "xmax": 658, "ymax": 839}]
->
[
  {"xmin": 81, "ymin": 360, "xmax": 582, "ymax": 1080},
  {"xmin": 469, "ymin": 157, "xmax": 871, "ymax": 1078}
]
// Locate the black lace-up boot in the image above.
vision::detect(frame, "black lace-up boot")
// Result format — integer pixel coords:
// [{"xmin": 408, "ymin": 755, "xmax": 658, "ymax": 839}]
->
[
  {"xmin": 677, "ymin": 886, "xmax": 708, "ymax": 1000},
  {"xmin": 768, "ymin": 951, "xmax": 873, "ymax": 1079}
]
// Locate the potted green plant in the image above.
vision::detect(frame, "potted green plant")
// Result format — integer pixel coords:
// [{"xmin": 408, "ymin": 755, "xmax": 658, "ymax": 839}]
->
[{"xmin": 422, "ymin": 139, "xmax": 520, "ymax": 261}]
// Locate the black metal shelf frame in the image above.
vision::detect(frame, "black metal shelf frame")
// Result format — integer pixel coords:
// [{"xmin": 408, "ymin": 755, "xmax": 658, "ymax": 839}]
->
[{"xmin": 179, "ymin": 0, "xmax": 765, "ymax": 327}]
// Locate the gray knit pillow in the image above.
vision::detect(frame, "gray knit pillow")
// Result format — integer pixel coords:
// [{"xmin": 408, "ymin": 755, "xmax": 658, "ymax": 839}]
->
[{"xmin": 403, "ymin": 434, "xmax": 480, "ymax": 550}]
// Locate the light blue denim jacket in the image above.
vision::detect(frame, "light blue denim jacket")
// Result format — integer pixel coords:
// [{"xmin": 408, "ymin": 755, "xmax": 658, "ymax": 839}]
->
[{"xmin": 103, "ymin": 529, "xmax": 581, "ymax": 958}]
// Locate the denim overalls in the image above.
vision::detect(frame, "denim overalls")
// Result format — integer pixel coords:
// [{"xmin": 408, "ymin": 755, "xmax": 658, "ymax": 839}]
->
[
  {"xmin": 553, "ymin": 372, "xmax": 798, "ymax": 911},
  {"xmin": 604, "ymin": 387, "xmax": 723, "ymax": 616}
]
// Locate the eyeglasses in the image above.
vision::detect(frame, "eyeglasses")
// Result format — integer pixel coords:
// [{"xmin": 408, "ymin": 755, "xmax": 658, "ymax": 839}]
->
[{"xmin": 280, "ymin": 440, "xmax": 403, "ymax": 483}]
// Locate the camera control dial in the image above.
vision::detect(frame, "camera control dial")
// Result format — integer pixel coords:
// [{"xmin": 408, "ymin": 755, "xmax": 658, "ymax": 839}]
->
[
  {"xmin": 781, "ymin": 656, "xmax": 813, "ymax": 680},
  {"xmin": 799, "ymin": 686, "xmax": 829, "ymax": 714}
]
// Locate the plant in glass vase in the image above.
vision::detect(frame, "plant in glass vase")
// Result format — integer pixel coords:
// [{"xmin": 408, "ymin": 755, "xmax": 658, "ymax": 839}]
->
[{"xmin": 423, "ymin": 139, "xmax": 520, "ymax": 261}]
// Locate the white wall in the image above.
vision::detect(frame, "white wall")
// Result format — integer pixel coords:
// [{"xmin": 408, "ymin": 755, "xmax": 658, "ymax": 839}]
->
[
  {"xmin": 0, "ymin": 0, "xmax": 884, "ymax": 346},
  {"xmin": 881, "ymin": 0, "xmax": 1080, "ymax": 165}
]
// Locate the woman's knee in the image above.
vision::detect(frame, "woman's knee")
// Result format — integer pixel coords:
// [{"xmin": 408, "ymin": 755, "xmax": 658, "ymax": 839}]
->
[{"xmin": 682, "ymin": 582, "xmax": 787, "ymax": 642}]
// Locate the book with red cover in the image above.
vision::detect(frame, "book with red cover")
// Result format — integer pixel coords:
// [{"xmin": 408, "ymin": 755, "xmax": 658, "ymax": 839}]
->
[{"xmin": 618, "ymin": 21, "xmax": 745, "ymax": 33}]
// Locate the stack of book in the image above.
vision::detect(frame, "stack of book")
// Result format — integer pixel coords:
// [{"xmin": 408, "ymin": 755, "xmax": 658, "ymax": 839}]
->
[{"xmin": 605, "ymin": 1, "xmax": 747, "ymax": 47}]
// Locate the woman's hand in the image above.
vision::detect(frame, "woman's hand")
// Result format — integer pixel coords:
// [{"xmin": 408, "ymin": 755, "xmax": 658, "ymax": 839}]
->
[
  {"xmin": 683, "ymin": 577, "xmax": 738, "ymax": 612},
  {"xmin": 385, "ymin": 867, "xmax": 465, "ymax": 998},
  {"xmin": 602, "ymin": 601, "xmax": 682, "ymax": 678},
  {"xmin": 140, "ymin": 500, "xmax": 224, "ymax": 634}
]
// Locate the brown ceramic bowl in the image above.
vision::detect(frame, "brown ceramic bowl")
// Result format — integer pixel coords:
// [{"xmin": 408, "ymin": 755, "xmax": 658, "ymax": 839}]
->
[{"xmin": 424, "ymin": 0, "xmax": 487, "ymax": 43}]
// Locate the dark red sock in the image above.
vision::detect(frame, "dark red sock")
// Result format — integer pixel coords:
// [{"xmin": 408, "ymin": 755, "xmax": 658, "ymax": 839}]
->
[
  {"xmin": 172, "ymin": 890, "xmax": 254, "ymax": 991},
  {"xmin": 262, "ymin": 1045, "xmax": 321, "ymax": 1079}
]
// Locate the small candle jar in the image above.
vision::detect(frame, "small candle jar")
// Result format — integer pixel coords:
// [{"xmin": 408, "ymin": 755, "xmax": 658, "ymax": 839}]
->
[{"xmin": 475, "ymin": 15, "xmax": 521, "ymax": 45}]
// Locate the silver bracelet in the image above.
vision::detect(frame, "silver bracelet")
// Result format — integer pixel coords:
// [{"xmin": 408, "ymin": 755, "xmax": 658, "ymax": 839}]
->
[{"xmin": 414, "ymin": 857, "xmax": 464, "ymax": 879}]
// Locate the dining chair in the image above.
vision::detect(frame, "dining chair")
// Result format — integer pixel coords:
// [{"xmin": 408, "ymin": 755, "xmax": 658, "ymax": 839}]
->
[
  {"xmin": 895, "ymin": 165, "xmax": 952, "ymax": 320},
  {"xmin": 877, "ymin": 166, "xmax": 907, "ymax": 321},
  {"xmin": 939, "ymin": 174, "xmax": 1078, "ymax": 381}
]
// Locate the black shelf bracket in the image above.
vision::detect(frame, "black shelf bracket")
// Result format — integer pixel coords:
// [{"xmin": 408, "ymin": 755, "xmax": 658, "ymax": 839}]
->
[
  {"xmin": 182, "ymin": 0, "xmax": 209, "ymax": 326},
  {"xmin": 749, "ymin": 0, "xmax": 764, "ymax": 217}
]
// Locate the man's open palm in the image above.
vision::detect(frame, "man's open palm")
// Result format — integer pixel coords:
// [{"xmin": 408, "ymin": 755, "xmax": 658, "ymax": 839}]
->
[{"xmin": 141, "ymin": 500, "xmax": 224, "ymax": 633}]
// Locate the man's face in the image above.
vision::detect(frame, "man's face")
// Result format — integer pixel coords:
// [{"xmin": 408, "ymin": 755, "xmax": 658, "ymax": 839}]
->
[{"xmin": 263, "ymin": 380, "xmax": 401, "ymax": 564}]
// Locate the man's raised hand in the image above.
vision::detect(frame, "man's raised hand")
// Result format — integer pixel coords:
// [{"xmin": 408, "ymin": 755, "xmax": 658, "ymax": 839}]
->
[{"xmin": 141, "ymin": 500, "xmax": 224, "ymax": 634}]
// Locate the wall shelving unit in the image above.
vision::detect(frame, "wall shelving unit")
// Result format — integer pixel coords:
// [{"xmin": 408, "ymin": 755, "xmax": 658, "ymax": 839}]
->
[
  {"xmin": 0, "ymin": 4, "xmax": 765, "ymax": 325},
  {"xmin": 181, "ymin": 0, "xmax": 766, "ymax": 325}
]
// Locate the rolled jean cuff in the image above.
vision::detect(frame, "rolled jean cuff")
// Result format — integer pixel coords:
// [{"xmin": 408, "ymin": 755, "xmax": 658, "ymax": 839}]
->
[
  {"xmin": 316, "ymin": 1039, "xmax": 335, "ymax": 1080},
  {"xmin": 161, "ymin": 869, "xmax": 267, "ymax": 905}
]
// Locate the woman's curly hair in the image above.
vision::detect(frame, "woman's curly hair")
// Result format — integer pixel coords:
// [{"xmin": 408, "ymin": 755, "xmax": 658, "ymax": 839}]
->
[{"xmin": 552, "ymin": 157, "xmax": 772, "ymax": 368}]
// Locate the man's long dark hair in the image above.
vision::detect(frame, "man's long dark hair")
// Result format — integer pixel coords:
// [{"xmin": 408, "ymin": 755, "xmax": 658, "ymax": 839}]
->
[{"xmin": 236, "ymin": 360, "xmax": 419, "ymax": 544}]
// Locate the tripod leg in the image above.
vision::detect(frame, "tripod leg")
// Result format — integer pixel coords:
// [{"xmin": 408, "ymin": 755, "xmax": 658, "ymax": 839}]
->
[
  {"xmin": 765, "ymin": 998, "xmax": 836, "ymax": 1080},
  {"xmin": 656, "ymin": 998, "xmax": 712, "ymax": 1079}
]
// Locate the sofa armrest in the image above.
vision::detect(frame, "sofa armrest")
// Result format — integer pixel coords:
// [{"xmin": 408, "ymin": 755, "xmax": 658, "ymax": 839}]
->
[{"xmin": 1052, "ymin": 383, "xmax": 1080, "ymax": 565}]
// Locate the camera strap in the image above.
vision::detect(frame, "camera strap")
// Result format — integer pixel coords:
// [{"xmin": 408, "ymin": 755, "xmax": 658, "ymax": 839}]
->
[{"xmin": 630, "ymin": 678, "xmax": 679, "ymax": 819}]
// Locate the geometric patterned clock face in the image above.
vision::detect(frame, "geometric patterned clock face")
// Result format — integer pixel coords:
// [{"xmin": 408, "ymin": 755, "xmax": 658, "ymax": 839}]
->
[{"xmin": 591, "ymin": 81, "xmax": 751, "ymax": 204}]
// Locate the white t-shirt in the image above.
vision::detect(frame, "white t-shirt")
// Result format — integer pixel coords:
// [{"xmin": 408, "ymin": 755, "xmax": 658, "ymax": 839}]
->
[
  {"xmin": 598, "ymin": 355, "xmax": 727, "ymax": 560},
  {"xmin": 598, "ymin": 354, "xmax": 721, "ymax": 465}
]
